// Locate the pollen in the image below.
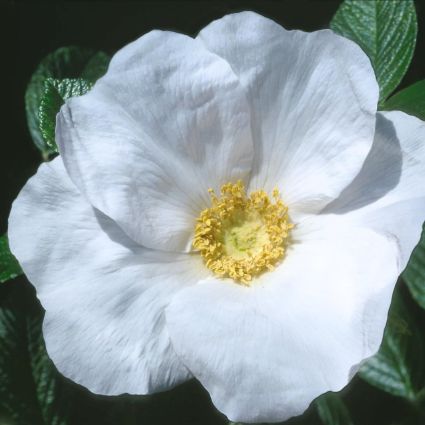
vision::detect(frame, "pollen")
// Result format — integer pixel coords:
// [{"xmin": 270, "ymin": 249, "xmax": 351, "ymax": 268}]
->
[{"xmin": 193, "ymin": 181, "xmax": 293, "ymax": 285}]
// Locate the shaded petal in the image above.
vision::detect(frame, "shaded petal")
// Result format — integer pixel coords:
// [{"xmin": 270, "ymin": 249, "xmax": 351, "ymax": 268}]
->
[
  {"xmin": 324, "ymin": 111, "xmax": 425, "ymax": 270},
  {"xmin": 8, "ymin": 158, "xmax": 208, "ymax": 395},
  {"xmin": 166, "ymin": 218, "xmax": 399, "ymax": 423},
  {"xmin": 198, "ymin": 11, "xmax": 378, "ymax": 214},
  {"xmin": 57, "ymin": 30, "xmax": 253, "ymax": 252}
]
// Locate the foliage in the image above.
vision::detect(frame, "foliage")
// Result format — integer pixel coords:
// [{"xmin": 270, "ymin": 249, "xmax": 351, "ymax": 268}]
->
[
  {"xmin": 331, "ymin": 0, "xmax": 417, "ymax": 103},
  {"xmin": 315, "ymin": 392, "xmax": 353, "ymax": 425},
  {"xmin": 0, "ymin": 283, "xmax": 73, "ymax": 425},
  {"xmin": 0, "ymin": 235, "xmax": 22, "ymax": 283},
  {"xmin": 403, "ymin": 228, "xmax": 425, "ymax": 310},
  {"xmin": 39, "ymin": 78, "xmax": 93, "ymax": 152},
  {"xmin": 25, "ymin": 47, "xmax": 109, "ymax": 158},
  {"xmin": 359, "ymin": 290, "xmax": 425, "ymax": 402},
  {"xmin": 383, "ymin": 80, "xmax": 425, "ymax": 120}
]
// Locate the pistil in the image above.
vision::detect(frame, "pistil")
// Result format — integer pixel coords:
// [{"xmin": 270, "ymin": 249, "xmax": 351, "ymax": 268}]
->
[{"xmin": 193, "ymin": 181, "xmax": 293, "ymax": 285}]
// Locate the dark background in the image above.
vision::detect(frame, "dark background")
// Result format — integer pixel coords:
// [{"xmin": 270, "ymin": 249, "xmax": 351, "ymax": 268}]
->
[{"xmin": 2, "ymin": 1, "xmax": 425, "ymax": 424}]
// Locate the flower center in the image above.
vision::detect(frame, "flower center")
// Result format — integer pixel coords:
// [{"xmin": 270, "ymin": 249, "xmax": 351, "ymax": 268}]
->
[{"xmin": 193, "ymin": 181, "xmax": 293, "ymax": 285}]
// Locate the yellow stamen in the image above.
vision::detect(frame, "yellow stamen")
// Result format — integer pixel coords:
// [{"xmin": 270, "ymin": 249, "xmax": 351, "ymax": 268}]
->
[{"xmin": 193, "ymin": 181, "xmax": 293, "ymax": 285}]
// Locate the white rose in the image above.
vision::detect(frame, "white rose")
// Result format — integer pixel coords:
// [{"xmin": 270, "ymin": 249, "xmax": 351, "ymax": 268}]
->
[{"xmin": 9, "ymin": 11, "xmax": 425, "ymax": 424}]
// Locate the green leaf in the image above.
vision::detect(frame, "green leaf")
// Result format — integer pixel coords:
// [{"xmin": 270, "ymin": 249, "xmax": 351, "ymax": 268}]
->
[
  {"xmin": 0, "ymin": 301, "xmax": 41, "ymax": 424},
  {"xmin": 0, "ymin": 234, "xmax": 22, "ymax": 283},
  {"xmin": 403, "ymin": 226, "xmax": 425, "ymax": 310},
  {"xmin": 39, "ymin": 78, "xmax": 93, "ymax": 152},
  {"xmin": 25, "ymin": 47, "xmax": 110, "ymax": 157},
  {"xmin": 383, "ymin": 80, "xmax": 425, "ymax": 120},
  {"xmin": 330, "ymin": 0, "xmax": 417, "ymax": 103},
  {"xmin": 315, "ymin": 392, "xmax": 353, "ymax": 425},
  {"xmin": 0, "ymin": 284, "xmax": 73, "ymax": 425},
  {"xmin": 359, "ymin": 289, "xmax": 425, "ymax": 401},
  {"xmin": 26, "ymin": 315, "xmax": 73, "ymax": 425},
  {"xmin": 80, "ymin": 51, "xmax": 110, "ymax": 82}
]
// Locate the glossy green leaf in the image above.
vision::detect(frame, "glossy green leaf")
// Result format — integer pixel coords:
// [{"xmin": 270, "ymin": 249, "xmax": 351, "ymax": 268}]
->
[
  {"xmin": 0, "ymin": 234, "xmax": 22, "ymax": 283},
  {"xmin": 25, "ymin": 47, "xmax": 109, "ymax": 157},
  {"xmin": 39, "ymin": 78, "xmax": 93, "ymax": 152},
  {"xmin": 359, "ymin": 290, "xmax": 425, "ymax": 401},
  {"xmin": 383, "ymin": 80, "xmax": 425, "ymax": 120},
  {"xmin": 331, "ymin": 0, "xmax": 417, "ymax": 102},
  {"xmin": 403, "ymin": 226, "xmax": 425, "ymax": 310},
  {"xmin": 316, "ymin": 392, "xmax": 353, "ymax": 425},
  {"xmin": 0, "ymin": 285, "xmax": 73, "ymax": 425}
]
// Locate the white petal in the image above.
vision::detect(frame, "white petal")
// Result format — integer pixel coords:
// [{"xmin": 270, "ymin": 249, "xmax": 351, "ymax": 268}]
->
[
  {"xmin": 57, "ymin": 30, "xmax": 253, "ymax": 253},
  {"xmin": 8, "ymin": 158, "xmax": 209, "ymax": 395},
  {"xmin": 166, "ymin": 218, "xmax": 399, "ymax": 423},
  {"xmin": 198, "ymin": 11, "xmax": 378, "ymax": 213},
  {"xmin": 324, "ymin": 111, "xmax": 425, "ymax": 270}
]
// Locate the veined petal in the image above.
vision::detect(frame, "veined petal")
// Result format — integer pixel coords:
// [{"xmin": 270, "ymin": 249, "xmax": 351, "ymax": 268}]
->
[
  {"xmin": 57, "ymin": 30, "xmax": 253, "ymax": 253},
  {"xmin": 8, "ymin": 158, "xmax": 209, "ymax": 395},
  {"xmin": 324, "ymin": 111, "xmax": 425, "ymax": 270},
  {"xmin": 198, "ymin": 11, "xmax": 378, "ymax": 214},
  {"xmin": 166, "ymin": 218, "xmax": 399, "ymax": 423}
]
